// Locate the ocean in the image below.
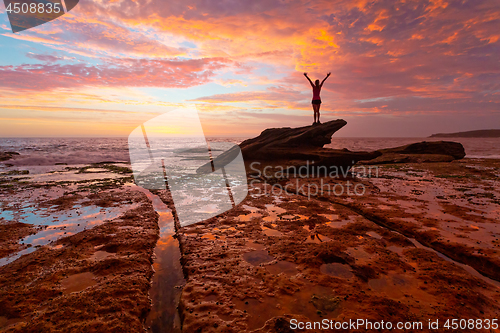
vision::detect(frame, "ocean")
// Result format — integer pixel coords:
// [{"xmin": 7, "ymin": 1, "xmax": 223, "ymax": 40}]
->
[
  {"xmin": 0, "ymin": 137, "xmax": 499, "ymax": 170},
  {"xmin": 326, "ymin": 137, "xmax": 500, "ymax": 159}
]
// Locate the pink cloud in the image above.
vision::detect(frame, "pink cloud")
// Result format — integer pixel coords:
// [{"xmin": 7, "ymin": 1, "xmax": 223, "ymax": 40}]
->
[
  {"xmin": 25, "ymin": 53, "xmax": 75, "ymax": 62},
  {"xmin": 2, "ymin": 0, "xmax": 499, "ymax": 129},
  {"xmin": 0, "ymin": 57, "xmax": 233, "ymax": 90}
]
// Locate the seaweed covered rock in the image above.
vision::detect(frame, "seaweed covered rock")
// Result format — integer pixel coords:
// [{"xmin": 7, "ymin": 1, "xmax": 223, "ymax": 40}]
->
[{"xmin": 0, "ymin": 152, "xmax": 19, "ymax": 162}]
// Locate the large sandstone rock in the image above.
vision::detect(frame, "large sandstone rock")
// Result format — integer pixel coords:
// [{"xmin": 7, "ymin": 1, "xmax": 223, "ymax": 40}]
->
[
  {"xmin": 379, "ymin": 141, "xmax": 466, "ymax": 159},
  {"xmin": 239, "ymin": 119, "xmax": 349, "ymax": 159},
  {"xmin": 197, "ymin": 122, "xmax": 466, "ymax": 175},
  {"xmin": 198, "ymin": 120, "xmax": 380, "ymax": 176},
  {"xmin": 360, "ymin": 141, "xmax": 466, "ymax": 165}
]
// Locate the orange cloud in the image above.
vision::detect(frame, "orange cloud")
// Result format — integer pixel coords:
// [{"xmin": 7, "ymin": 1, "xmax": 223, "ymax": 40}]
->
[{"xmin": 1, "ymin": 0, "xmax": 499, "ymax": 137}]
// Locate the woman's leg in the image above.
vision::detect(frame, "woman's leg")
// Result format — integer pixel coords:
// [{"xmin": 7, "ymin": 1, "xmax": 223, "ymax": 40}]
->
[
  {"xmin": 313, "ymin": 104, "xmax": 319, "ymax": 123},
  {"xmin": 317, "ymin": 103, "xmax": 321, "ymax": 123}
]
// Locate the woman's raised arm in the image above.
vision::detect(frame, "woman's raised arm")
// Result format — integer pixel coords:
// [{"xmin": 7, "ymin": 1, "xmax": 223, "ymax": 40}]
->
[
  {"xmin": 320, "ymin": 72, "xmax": 331, "ymax": 87},
  {"xmin": 304, "ymin": 73, "xmax": 314, "ymax": 87}
]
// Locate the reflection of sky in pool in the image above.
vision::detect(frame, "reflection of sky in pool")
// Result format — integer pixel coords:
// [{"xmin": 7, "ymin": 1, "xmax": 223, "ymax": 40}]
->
[
  {"xmin": 0, "ymin": 201, "xmax": 138, "ymax": 267},
  {"xmin": 0, "ymin": 209, "xmax": 14, "ymax": 221}
]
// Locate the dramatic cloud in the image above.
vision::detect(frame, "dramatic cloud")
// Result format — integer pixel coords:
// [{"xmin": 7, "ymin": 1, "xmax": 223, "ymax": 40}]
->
[
  {"xmin": 26, "ymin": 53, "xmax": 70, "ymax": 62},
  {"xmin": 61, "ymin": 0, "xmax": 500, "ymax": 108},
  {"xmin": 0, "ymin": 0, "xmax": 498, "ymax": 136},
  {"xmin": 0, "ymin": 57, "xmax": 232, "ymax": 90}
]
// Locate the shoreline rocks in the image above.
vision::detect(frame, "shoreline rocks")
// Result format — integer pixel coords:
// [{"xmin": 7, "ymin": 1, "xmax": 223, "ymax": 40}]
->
[
  {"xmin": 197, "ymin": 121, "xmax": 468, "ymax": 175},
  {"xmin": 236, "ymin": 121, "xmax": 466, "ymax": 172},
  {"xmin": 0, "ymin": 152, "xmax": 19, "ymax": 162},
  {"xmin": 360, "ymin": 141, "xmax": 466, "ymax": 165},
  {"xmin": 238, "ymin": 120, "xmax": 380, "ymax": 175}
]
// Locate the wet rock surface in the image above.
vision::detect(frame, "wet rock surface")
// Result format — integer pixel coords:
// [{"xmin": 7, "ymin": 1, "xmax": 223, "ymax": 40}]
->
[
  {"xmin": 0, "ymin": 152, "xmax": 19, "ymax": 162},
  {"xmin": 0, "ymin": 222, "xmax": 36, "ymax": 259},
  {"xmin": 171, "ymin": 158, "xmax": 500, "ymax": 332},
  {"xmin": 361, "ymin": 141, "xmax": 466, "ymax": 165},
  {"xmin": 1, "ymin": 142, "xmax": 499, "ymax": 333},
  {"xmin": 0, "ymin": 167, "xmax": 158, "ymax": 332}
]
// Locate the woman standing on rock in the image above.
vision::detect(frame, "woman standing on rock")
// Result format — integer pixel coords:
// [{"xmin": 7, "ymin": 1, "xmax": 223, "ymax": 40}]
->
[{"xmin": 304, "ymin": 72, "xmax": 330, "ymax": 125}]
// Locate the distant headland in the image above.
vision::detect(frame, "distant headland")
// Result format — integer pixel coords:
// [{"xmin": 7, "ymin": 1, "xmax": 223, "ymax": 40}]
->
[{"xmin": 429, "ymin": 129, "xmax": 500, "ymax": 138}]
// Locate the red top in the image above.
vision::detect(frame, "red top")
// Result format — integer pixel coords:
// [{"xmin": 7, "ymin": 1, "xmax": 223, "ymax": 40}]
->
[{"xmin": 312, "ymin": 86, "xmax": 321, "ymax": 100}]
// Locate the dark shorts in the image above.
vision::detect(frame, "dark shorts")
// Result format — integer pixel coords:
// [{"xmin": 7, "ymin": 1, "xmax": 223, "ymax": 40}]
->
[{"xmin": 312, "ymin": 99, "xmax": 322, "ymax": 105}]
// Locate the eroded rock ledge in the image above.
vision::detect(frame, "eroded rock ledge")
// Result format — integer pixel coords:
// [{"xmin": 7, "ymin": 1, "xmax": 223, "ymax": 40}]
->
[
  {"xmin": 237, "ymin": 120, "xmax": 465, "ymax": 174},
  {"xmin": 239, "ymin": 120, "xmax": 380, "ymax": 174},
  {"xmin": 359, "ymin": 141, "xmax": 466, "ymax": 165}
]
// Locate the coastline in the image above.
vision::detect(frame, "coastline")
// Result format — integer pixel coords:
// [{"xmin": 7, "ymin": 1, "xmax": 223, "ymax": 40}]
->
[
  {"xmin": 0, "ymin": 152, "xmax": 499, "ymax": 331},
  {"xmin": 173, "ymin": 157, "xmax": 500, "ymax": 332},
  {"xmin": 0, "ymin": 163, "xmax": 159, "ymax": 332}
]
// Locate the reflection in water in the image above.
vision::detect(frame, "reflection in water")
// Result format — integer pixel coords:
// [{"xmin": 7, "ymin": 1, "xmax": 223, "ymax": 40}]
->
[
  {"xmin": 262, "ymin": 204, "xmax": 286, "ymax": 222},
  {"xmin": 262, "ymin": 226, "xmax": 283, "ymax": 237},
  {"xmin": 322, "ymin": 214, "xmax": 357, "ymax": 229},
  {"xmin": 368, "ymin": 272, "xmax": 437, "ymax": 305},
  {"xmin": 132, "ymin": 187, "xmax": 185, "ymax": 333},
  {"xmin": 346, "ymin": 246, "xmax": 375, "ymax": 264},
  {"xmin": 305, "ymin": 234, "xmax": 332, "ymax": 243},
  {"xmin": 281, "ymin": 214, "xmax": 308, "ymax": 221},
  {"xmin": 0, "ymin": 203, "xmax": 136, "ymax": 267},
  {"xmin": 367, "ymin": 231, "xmax": 383, "ymax": 239},
  {"xmin": 245, "ymin": 240, "xmax": 266, "ymax": 251},
  {"xmin": 202, "ymin": 233, "xmax": 226, "ymax": 240},
  {"xmin": 387, "ymin": 245, "xmax": 405, "ymax": 255},
  {"xmin": 237, "ymin": 205, "xmax": 262, "ymax": 222}
]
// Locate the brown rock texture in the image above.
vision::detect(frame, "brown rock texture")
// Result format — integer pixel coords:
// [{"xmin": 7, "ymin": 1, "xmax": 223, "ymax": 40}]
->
[
  {"xmin": 360, "ymin": 141, "xmax": 466, "ymax": 165},
  {"xmin": 0, "ymin": 222, "xmax": 36, "ymax": 258},
  {"xmin": 173, "ymin": 158, "xmax": 500, "ymax": 332},
  {"xmin": 238, "ymin": 120, "xmax": 380, "ymax": 174},
  {"xmin": 0, "ymin": 152, "xmax": 19, "ymax": 162},
  {"xmin": 0, "ymin": 189, "xmax": 159, "ymax": 333}
]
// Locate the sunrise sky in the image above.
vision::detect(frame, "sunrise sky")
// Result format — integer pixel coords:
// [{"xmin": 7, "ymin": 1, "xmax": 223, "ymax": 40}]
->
[{"xmin": 0, "ymin": 0, "xmax": 498, "ymax": 137}]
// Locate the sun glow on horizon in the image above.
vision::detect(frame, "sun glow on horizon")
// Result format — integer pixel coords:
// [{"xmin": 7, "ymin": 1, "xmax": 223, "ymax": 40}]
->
[{"xmin": 0, "ymin": 0, "xmax": 498, "ymax": 137}]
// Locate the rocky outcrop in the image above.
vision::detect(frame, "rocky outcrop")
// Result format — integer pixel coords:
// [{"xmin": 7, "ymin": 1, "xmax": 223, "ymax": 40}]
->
[
  {"xmin": 237, "ymin": 120, "xmax": 380, "ymax": 176},
  {"xmin": 360, "ymin": 141, "xmax": 466, "ymax": 165},
  {"xmin": 0, "ymin": 152, "xmax": 19, "ymax": 162},
  {"xmin": 239, "ymin": 120, "xmax": 348, "ymax": 159},
  {"xmin": 198, "ymin": 121, "xmax": 467, "ymax": 175},
  {"xmin": 380, "ymin": 141, "xmax": 466, "ymax": 159}
]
